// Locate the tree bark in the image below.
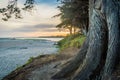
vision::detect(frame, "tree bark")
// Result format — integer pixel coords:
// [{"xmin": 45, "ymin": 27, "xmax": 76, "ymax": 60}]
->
[
  {"xmin": 52, "ymin": 0, "xmax": 120, "ymax": 80},
  {"xmin": 52, "ymin": 35, "xmax": 89, "ymax": 79},
  {"xmin": 72, "ymin": 7, "xmax": 107, "ymax": 80},
  {"xmin": 102, "ymin": 0, "xmax": 120, "ymax": 79},
  {"xmin": 68, "ymin": 26, "xmax": 73, "ymax": 35}
]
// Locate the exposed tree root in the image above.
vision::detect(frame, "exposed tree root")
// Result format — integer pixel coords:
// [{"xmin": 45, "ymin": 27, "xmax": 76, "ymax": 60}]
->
[
  {"xmin": 72, "ymin": 9, "xmax": 107, "ymax": 80},
  {"xmin": 52, "ymin": 0, "xmax": 120, "ymax": 80},
  {"xmin": 52, "ymin": 37, "xmax": 89, "ymax": 79}
]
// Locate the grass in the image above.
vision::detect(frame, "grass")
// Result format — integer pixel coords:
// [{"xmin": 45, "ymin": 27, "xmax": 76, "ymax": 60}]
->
[
  {"xmin": 16, "ymin": 57, "xmax": 34, "ymax": 70},
  {"xmin": 15, "ymin": 54, "xmax": 55, "ymax": 70},
  {"xmin": 15, "ymin": 34, "xmax": 86, "ymax": 70},
  {"xmin": 25, "ymin": 57, "xmax": 34, "ymax": 65},
  {"xmin": 57, "ymin": 33, "xmax": 86, "ymax": 51}
]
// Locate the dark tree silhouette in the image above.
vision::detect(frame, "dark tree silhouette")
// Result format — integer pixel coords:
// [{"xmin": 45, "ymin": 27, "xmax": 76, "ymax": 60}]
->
[
  {"xmin": 54, "ymin": 0, "xmax": 89, "ymax": 35},
  {"xmin": 0, "ymin": 0, "xmax": 35, "ymax": 21}
]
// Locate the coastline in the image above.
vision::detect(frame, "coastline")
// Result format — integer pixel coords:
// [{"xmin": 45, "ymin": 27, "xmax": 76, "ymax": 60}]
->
[
  {"xmin": 2, "ymin": 47, "xmax": 80, "ymax": 80},
  {"xmin": 0, "ymin": 37, "xmax": 61, "ymax": 79},
  {"xmin": 2, "ymin": 35, "xmax": 120, "ymax": 80},
  {"xmin": 2, "ymin": 47, "xmax": 120, "ymax": 80}
]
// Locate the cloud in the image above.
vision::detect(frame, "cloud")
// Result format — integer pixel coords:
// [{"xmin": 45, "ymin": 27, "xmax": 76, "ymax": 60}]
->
[
  {"xmin": 34, "ymin": 24, "xmax": 55, "ymax": 29},
  {"xmin": 12, "ymin": 24, "xmax": 57, "ymax": 32},
  {"xmin": 0, "ymin": 1, "xmax": 62, "ymax": 37}
]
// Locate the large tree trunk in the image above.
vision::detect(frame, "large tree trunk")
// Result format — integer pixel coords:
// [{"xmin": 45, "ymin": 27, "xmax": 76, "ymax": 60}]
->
[
  {"xmin": 52, "ymin": 0, "xmax": 120, "ymax": 80},
  {"xmin": 102, "ymin": 0, "xmax": 120, "ymax": 79},
  {"xmin": 72, "ymin": 9, "xmax": 107, "ymax": 80},
  {"xmin": 52, "ymin": 35, "xmax": 89, "ymax": 79},
  {"xmin": 68, "ymin": 26, "xmax": 73, "ymax": 35}
]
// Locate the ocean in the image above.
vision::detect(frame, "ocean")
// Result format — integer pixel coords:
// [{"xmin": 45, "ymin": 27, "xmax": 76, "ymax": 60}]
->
[{"xmin": 0, "ymin": 38, "xmax": 62, "ymax": 79}]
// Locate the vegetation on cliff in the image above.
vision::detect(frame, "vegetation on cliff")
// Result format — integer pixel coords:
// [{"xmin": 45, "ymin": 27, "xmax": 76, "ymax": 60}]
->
[{"xmin": 57, "ymin": 33, "xmax": 86, "ymax": 51}]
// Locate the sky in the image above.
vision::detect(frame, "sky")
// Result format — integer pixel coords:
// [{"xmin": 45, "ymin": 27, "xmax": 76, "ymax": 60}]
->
[{"xmin": 0, "ymin": 0, "xmax": 68, "ymax": 38}]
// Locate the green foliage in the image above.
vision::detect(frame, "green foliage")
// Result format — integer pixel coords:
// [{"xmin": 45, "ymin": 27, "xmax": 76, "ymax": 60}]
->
[
  {"xmin": 55, "ymin": 0, "xmax": 89, "ymax": 34},
  {"xmin": 0, "ymin": 0, "xmax": 35, "ymax": 21},
  {"xmin": 26, "ymin": 57, "xmax": 34, "ymax": 65},
  {"xmin": 22, "ymin": 0, "xmax": 35, "ymax": 11},
  {"xmin": 0, "ymin": 0, "xmax": 22, "ymax": 21},
  {"xmin": 16, "ymin": 56, "xmax": 34, "ymax": 70},
  {"xmin": 58, "ymin": 33, "xmax": 86, "ymax": 51}
]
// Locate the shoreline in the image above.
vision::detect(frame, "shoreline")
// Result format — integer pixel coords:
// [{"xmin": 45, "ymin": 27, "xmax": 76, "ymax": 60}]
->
[
  {"xmin": 2, "ymin": 47, "xmax": 80, "ymax": 80},
  {"xmin": 0, "ymin": 38, "xmax": 60, "ymax": 80},
  {"xmin": 2, "ymin": 47, "xmax": 120, "ymax": 80}
]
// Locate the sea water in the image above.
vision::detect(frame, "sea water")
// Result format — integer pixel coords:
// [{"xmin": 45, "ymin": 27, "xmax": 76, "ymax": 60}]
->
[{"xmin": 0, "ymin": 38, "xmax": 62, "ymax": 79}]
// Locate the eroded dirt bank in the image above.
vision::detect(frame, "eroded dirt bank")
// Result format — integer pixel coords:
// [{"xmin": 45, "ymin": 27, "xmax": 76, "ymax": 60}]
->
[{"xmin": 3, "ymin": 47, "xmax": 79, "ymax": 80}]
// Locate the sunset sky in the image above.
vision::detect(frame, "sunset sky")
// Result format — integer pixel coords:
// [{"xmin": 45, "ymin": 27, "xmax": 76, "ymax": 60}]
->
[{"xmin": 0, "ymin": 0, "xmax": 68, "ymax": 38}]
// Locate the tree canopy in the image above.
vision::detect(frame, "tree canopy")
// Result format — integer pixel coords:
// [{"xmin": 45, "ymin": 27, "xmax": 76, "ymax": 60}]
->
[
  {"xmin": 54, "ymin": 0, "xmax": 89, "ymax": 35},
  {"xmin": 0, "ymin": 0, "xmax": 35, "ymax": 21},
  {"xmin": 0, "ymin": 0, "xmax": 89, "ymax": 35}
]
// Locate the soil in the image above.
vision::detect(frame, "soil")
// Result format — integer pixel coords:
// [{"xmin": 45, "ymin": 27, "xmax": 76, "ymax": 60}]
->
[
  {"xmin": 2, "ymin": 47, "xmax": 80, "ymax": 80},
  {"xmin": 2, "ymin": 47, "xmax": 120, "ymax": 80}
]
